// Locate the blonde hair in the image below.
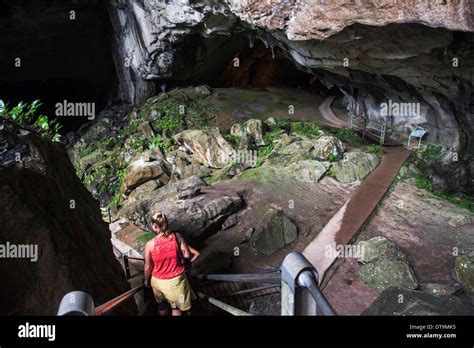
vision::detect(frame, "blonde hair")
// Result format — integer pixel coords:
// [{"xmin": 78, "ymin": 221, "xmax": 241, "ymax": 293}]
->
[{"xmin": 151, "ymin": 212, "xmax": 171, "ymax": 237}]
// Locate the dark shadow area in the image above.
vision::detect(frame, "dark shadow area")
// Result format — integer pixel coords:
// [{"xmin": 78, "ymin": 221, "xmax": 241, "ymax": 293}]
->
[{"xmin": 0, "ymin": 0, "xmax": 117, "ymax": 133}]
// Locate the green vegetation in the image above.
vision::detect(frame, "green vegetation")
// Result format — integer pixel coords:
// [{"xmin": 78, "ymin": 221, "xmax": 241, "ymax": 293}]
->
[
  {"xmin": 367, "ymin": 144, "xmax": 382, "ymax": 155},
  {"xmin": 137, "ymin": 232, "xmax": 156, "ymax": 245},
  {"xmin": 336, "ymin": 128, "xmax": 363, "ymax": 147},
  {"xmin": 418, "ymin": 144, "xmax": 444, "ymax": 171},
  {"xmin": 224, "ymin": 134, "xmax": 241, "ymax": 148},
  {"xmin": 0, "ymin": 100, "xmax": 62, "ymax": 142},
  {"xmin": 148, "ymin": 135, "xmax": 173, "ymax": 150},
  {"xmin": 256, "ymin": 130, "xmax": 282, "ymax": 164},
  {"xmin": 415, "ymin": 177, "xmax": 474, "ymax": 213},
  {"xmin": 148, "ymin": 99, "xmax": 185, "ymax": 135},
  {"xmin": 291, "ymin": 122, "xmax": 320, "ymax": 136},
  {"xmin": 326, "ymin": 153, "xmax": 338, "ymax": 163},
  {"xmin": 326, "ymin": 167, "xmax": 335, "ymax": 177}
]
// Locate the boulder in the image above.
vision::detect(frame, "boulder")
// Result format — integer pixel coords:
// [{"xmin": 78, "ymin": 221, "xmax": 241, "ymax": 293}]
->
[
  {"xmin": 448, "ymin": 214, "xmax": 471, "ymax": 227},
  {"xmin": 356, "ymin": 237, "xmax": 418, "ymax": 290},
  {"xmin": 284, "ymin": 160, "xmax": 331, "ymax": 183},
  {"xmin": 455, "ymin": 251, "xmax": 474, "ymax": 304},
  {"xmin": 312, "ymin": 135, "xmax": 345, "ymax": 160},
  {"xmin": 333, "ymin": 152, "xmax": 380, "ymax": 183},
  {"xmin": 424, "ymin": 283, "xmax": 459, "ymax": 297},
  {"xmin": 231, "ymin": 119, "xmax": 265, "ymax": 147},
  {"xmin": 250, "ymin": 206, "xmax": 298, "ymax": 256},
  {"xmin": 194, "ymin": 85, "xmax": 212, "ymax": 96},
  {"xmin": 173, "ymin": 129, "xmax": 234, "ymax": 168},
  {"xmin": 121, "ymin": 158, "xmax": 170, "ymax": 195},
  {"xmin": 0, "ymin": 118, "xmax": 133, "ymax": 315},
  {"xmin": 363, "ymin": 287, "xmax": 471, "ymax": 315}
]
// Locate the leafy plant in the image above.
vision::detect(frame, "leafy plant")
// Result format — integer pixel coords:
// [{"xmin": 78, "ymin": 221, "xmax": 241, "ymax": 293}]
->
[
  {"xmin": 148, "ymin": 135, "xmax": 173, "ymax": 150},
  {"xmin": 291, "ymin": 122, "xmax": 320, "ymax": 136},
  {"xmin": 1, "ymin": 100, "xmax": 62, "ymax": 142},
  {"xmin": 326, "ymin": 153, "xmax": 337, "ymax": 163},
  {"xmin": 367, "ymin": 144, "xmax": 381, "ymax": 155},
  {"xmin": 225, "ymin": 134, "xmax": 241, "ymax": 148},
  {"xmin": 418, "ymin": 144, "xmax": 443, "ymax": 171},
  {"xmin": 149, "ymin": 99, "xmax": 185, "ymax": 135},
  {"xmin": 336, "ymin": 128, "xmax": 362, "ymax": 147}
]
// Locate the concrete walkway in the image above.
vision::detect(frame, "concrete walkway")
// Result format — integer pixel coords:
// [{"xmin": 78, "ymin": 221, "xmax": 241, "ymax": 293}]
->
[
  {"xmin": 318, "ymin": 95, "xmax": 349, "ymax": 127},
  {"xmin": 303, "ymin": 146, "xmax": 411, "ymax": 282}
]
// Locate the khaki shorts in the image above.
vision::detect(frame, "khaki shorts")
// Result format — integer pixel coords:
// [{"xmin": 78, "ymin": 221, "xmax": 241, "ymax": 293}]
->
[{"xmin": 150, "ymin": 273, "xmax": 196, "ymax": 311}]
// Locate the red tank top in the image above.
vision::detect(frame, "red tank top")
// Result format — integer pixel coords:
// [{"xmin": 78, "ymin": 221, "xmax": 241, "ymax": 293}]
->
[{"xmin": 151, "ymin": 233, "xmax": 185, "ymax": 279}]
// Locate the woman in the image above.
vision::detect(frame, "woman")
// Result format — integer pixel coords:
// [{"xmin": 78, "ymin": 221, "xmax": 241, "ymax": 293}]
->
[{"xmin": 144, "ymin": 212, "xmax": 200, "ymax": 316}]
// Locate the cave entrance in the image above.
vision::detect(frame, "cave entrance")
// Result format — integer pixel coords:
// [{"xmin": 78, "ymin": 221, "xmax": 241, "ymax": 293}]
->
[
  {"xmin": 168, "ymin": 35, "xmax": 331, "ymax": 95},
  {"xmin": 0, "ymin": 0, "xmax": 117, "ymax": 134}
]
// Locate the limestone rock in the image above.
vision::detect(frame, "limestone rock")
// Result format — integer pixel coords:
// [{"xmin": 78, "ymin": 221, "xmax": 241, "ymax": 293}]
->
[
  {"xmin": 121, "ymin": 158, "xmax": 170, "ymax": 195},
  {"xmin": 0, "ymin": 119, "xmax": 133, "ymax": 315},
  {"xmin": 312, "ymin": 135, "xmax": 345, "ymax": 161},
  {"xmin": 333, "ymin": 152, "xmax": 380, "ymax": 183},
  {"xmin": 284, "ymin": 160, "xmax": 331, "ymax": 183},
  {"xmin": 455, "ymin": 251, "xmax": 474, "ymax": 304},
  {"xmin": 231, "ymin": 119, "xmax": 265, "ymax": 148},
  {"xmin": 120, "ymin": 175, "xmax": 243, "ymax": 242},
  {"xmin": 363, "ymin": 287, "xmax": 471, "ymax": 316},
  {"xmin": 448, "ymin": 214, "xmax": 471, "ymax": 227},
  {"xmin": 356, "ymin": 237, "xmax": 418, "ymax": 290},
  {"xmin": 173, "ymin": 129, "xmax": 234, "ymax": 168},
  {"xmin": 424, "ymin": 283, "xmax": 459, "ymax": 297},
  {"xmin": 250, "ymin": 206, "xmax": 298, "ymax": 256}
]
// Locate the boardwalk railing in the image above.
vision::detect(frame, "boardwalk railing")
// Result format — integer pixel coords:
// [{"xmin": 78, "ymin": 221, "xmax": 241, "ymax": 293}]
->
[
  {"xmin": 57, "ymin": 253, "xmax": 335, "ymax": 316},
  {"xmin": 350, "ymin": 112, "xmax": 387, "ymax": 145}
]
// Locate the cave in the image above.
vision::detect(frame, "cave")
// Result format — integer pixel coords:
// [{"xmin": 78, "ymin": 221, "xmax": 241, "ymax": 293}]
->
[
  {"xmin": 1, "ymin": 0, "xmax": 474, "ymax": 324},
  {"xmin": 0, "ymin": 0, "xmax": 116, "ymax": 133}
]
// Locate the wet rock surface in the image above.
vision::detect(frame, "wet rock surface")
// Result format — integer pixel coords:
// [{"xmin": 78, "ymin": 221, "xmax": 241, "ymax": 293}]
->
[
  {"xmin": 333, "ymin": 152, "xmax": 380, "ymax": 183},
  {"xmin": 250, "ymin": 205, "xmax": 298, "ymax": 256},
  {"xmin": 363, "ymin": 287, "xmax": 472, "ymax": 316},
  {"xmin": 356, "ymin": 237, "xmax": 418, "ymax": 291}
]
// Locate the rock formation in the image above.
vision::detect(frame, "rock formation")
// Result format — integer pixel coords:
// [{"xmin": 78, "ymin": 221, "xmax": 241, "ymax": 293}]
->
[
  {"xmin": 0, "ymin": 118, "xmax": 133, "ymax": 315},
  {"xmin": 105, "ymin": 0, "xmax": 473, "ymax": 193}
]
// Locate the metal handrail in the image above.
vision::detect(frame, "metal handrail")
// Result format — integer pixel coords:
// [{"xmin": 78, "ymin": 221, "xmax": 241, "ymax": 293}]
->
[
  {"xmin": 195, "ymin": 271, "xmax": 281, "ymax": 284},
  {"xmin": 297, "ymin": 270, "xmax": 335, "ymax": 316},
  {"xmin": 197, "ymin": 292, "xmax": 253, "ymax": 316},
  {"xmin": 95, "ymin": 285, "xmax": 145, "ymax": 316}
]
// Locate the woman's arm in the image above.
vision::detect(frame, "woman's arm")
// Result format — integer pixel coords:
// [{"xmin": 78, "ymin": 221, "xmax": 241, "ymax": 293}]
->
[
  {"xmin": 143, "ymin": 240, "xmax": 154, "ymax": 286},
  {"xmin": 177, "ymin": 234, "xmax": 200, "ymax": 262},
  {"xmin": 187, "ymin": 245, "xmax": 201, "ymax": 263}
]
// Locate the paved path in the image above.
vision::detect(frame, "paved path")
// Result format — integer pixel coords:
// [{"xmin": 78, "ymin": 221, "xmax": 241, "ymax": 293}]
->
[
  {"xmin": 303, "ymin": 146, "xmax": 411, "ymax": 282},
  {"xmin": 318, "ymin": 95, "xmax": 349, "ymax": 127}
]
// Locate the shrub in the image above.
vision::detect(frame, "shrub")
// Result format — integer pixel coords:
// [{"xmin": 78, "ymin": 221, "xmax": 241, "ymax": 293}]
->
[
  {"xmin": 291, "ymin": 122, "xmax": 320, "ymax": 136},
  {"xmin": 148, "ymin": 135, "xmax": 173, "ymax": 150},
  {"xmin": 336, "ymin": 128, "xmax": 362, "ymax": 147},
  {"xmin": 0, "ymin": 99, "xmax": 62, "ymax": 142},
  {"xmin": 418, "ymin": 144, "xmax": 443, "ymax": 171},
  {"xmin": 367, "ymin": 144, "xmax": 381, "ymax": 155}
]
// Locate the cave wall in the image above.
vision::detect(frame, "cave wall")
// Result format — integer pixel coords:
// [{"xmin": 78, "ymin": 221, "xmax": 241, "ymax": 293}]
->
[
  {"xmin": 0, "ymin": 118, "xmax": 134, "ymax": 315},
  {"xmin": 105, "ymin": 0, "xmax": 473, "ymax": 192}
]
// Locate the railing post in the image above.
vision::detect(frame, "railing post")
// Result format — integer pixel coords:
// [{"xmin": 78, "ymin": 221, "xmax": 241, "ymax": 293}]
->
[
  {"xmin": 281, "ymin": 252, "xmax": 319, "ymax": 316},
  {"xmin": 123, "ymin": 255, "xmax": 131, "ymax": 279},
  {"xmin": 57, "ymin": 291, "xmax": 95, "ymax": 316}
]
